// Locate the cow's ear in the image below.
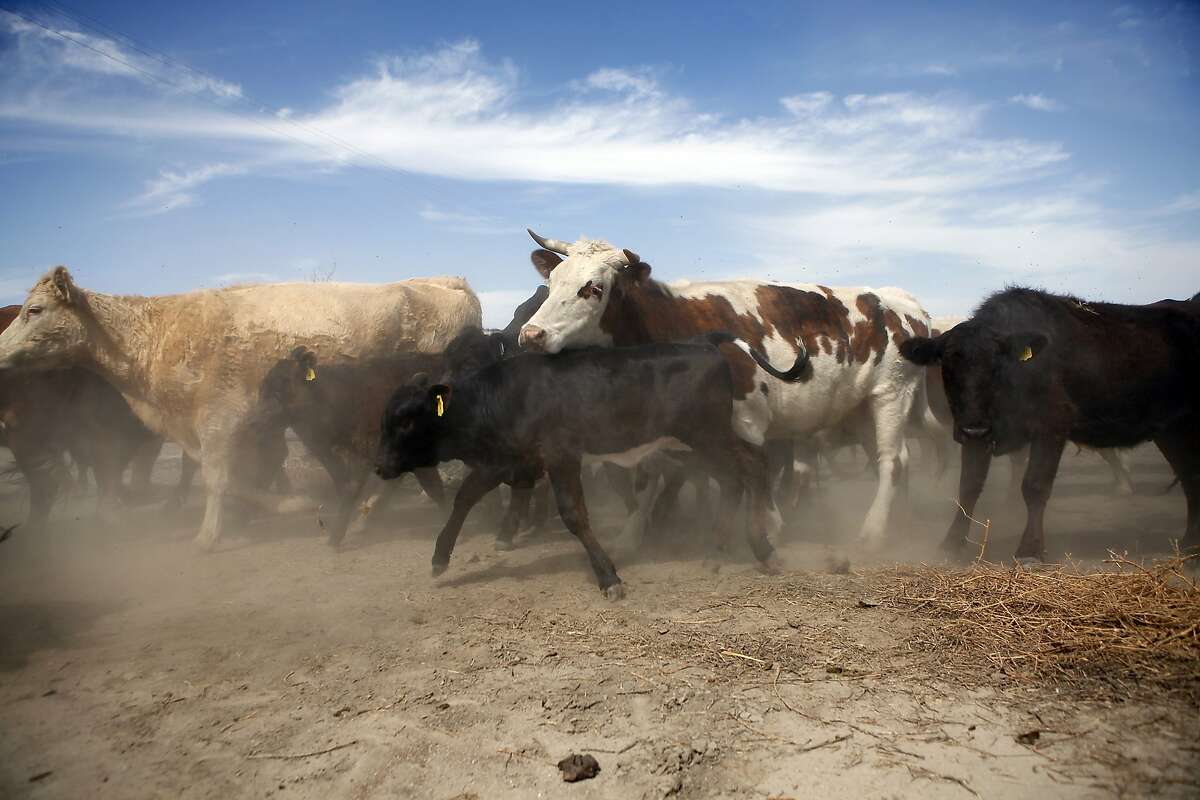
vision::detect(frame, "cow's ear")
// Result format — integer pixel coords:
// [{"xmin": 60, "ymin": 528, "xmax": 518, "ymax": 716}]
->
[
  {"xmin": 899, "ymin": 334, "xmax": 944, "ymax": 365},
  {"xmin": 429, "ymin": 384, "xmax": 452, "ymax": 417},
  {"xmin": 410, "ymin": 371, "xmax": 431, "ymax": 388},
  {"xmin": 1005, "ymin": 331, "xmax": 1049, "ymax": 363},
  {"xmin": 531, "ymin": 250, "xmax": 562, "ymax": 280},
  {"xmin": 51, "ymin": 266, "xmax": 75, "ymax": 304},
  {"xmin": 620, "ymin": 257, "xmax": 652, "ymax": 284}
]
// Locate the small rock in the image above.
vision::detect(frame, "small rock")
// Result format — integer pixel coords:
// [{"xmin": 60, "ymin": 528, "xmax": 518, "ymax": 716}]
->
[
  {"xmin": 1016, "ymin": 729, "xmax": 1041, "ymax": 745},
  {"xmin": 825, "ymin": 664, "xmax": 844, "ymax": 674},
  {"xmin": 557, "ymin": 753, "xmax": 601, "ymax": 782},
  {"xmin": 856, "ymin": 598, "xmax": 880, "ymax": 608}
]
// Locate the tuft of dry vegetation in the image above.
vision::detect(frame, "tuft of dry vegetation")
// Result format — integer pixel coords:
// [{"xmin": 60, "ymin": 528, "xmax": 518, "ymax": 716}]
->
[{"xmin": 885, "ymin": 553, "xmax": 1200, "ymax": 699}]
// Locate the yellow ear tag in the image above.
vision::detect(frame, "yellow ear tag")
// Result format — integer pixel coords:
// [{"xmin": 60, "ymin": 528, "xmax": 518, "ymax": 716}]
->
[
  {"xmin": 436, "ymin": 394, "xmax": 445, "ymax": 417},
  {"xmin": 305, "ymin": 367, "xmax": 317, "ymax": 381},
  {"xmin": 1020, "ymin": 346, "xmax": 1033, "ymax": 362}
]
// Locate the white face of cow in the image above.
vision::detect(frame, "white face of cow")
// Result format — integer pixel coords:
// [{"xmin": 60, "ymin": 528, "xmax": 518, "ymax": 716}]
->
[
  {"xmin": 0, "ymin": 267, "xmax": 90, "ymax": 371},
  {"xmin": 518, "ymin": 235, "xmax": 643, "ymax": 354}
]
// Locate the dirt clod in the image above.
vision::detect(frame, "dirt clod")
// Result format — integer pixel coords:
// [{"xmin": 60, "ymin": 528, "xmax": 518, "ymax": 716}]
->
[{"xmin": 557, "ymin": 753, "xmax": 600, "ymax": 782}]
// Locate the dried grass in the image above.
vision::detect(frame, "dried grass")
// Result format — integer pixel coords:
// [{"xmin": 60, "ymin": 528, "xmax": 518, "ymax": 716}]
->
[{"xmin": 885, "ymin": 552, "xmax": 1200, "ymax": 698}]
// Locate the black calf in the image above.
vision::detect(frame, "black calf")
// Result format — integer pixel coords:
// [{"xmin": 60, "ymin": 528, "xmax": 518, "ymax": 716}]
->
[{"xmin": 375, "ymin": 335, "xmax": 809, "ymax": 598}]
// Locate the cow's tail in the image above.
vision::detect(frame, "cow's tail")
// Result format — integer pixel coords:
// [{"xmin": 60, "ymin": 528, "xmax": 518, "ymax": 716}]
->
[{"xmin": 701, "ymin": 331, "xmax": 810, "ymax": 382}]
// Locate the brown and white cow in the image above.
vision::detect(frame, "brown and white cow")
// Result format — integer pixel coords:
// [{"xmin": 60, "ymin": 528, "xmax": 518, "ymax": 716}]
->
[
  {"xmin": 0, "ymin": 267, "xmax": 481, "ymax": 550},
  {"xmin": 517, "ymin": 231, "xmax": 937, "ymax": 547}
]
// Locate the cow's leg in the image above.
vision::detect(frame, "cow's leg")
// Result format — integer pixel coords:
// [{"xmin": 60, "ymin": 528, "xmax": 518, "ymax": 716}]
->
[
  {"xmin": 603, "ymin": 463, "xmax": 639, "ymax": 515},
  {"xmin": 526, "ymin": 479, "xmax": 552, "ymax": 533},
  {"xmin": 127, "ymin": 436, "xmax": 161, "ymax": 501},
  {"xmin": 547, "ymin": 459, "xmax": 624, "ymax": 599},
  {"xmin": 1154, "ymin": 424, "xmax": 1200, "ymax": 551},
  {"xmin": 1013, "ymin": 435, "xmax": 1067, "ymax": 562},
  {"xmin": 13, "ymin": 442, "xmax": 59, "ymax": 533},
  {"xmin": 431, "ymin": 467, "xmax": 504, "ymax": 575},
  {"xmin": 733, "ymin": 441, "xmax": 782, "ymax": 572},
  {"xmin": 414, "ymin": 467, "xmax": 447, "ymax": 510},
  {"xmin": 495, "ymin": 483, "xmax": 532, "ymax": 550},
  {"xmin": 857, "ymin": 395, "xmax": 914, "ymax": 548},
  {"xmin": 168, "ymin": 454, "xmax": 198, "ymax": 509},
  {"xmin": 942, "ymin": 439, "xmax": 991, "ymax": 553},
  {"xmin": 1099, "ymin": 448, "xmax": 1135, "ymax": 496},
  {"xmin": 1006, "ymin": 446, "xmax": 1028, "ymax": 499},
  {"xmin": 195, "ymin": 462, "xmax": 230, "ymax": 552},
  {"xmin": 327, "ymin": 469, "xmax": 372, "ymax": 546}
]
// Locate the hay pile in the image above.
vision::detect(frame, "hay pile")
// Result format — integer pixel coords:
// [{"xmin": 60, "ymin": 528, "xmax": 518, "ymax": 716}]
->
[{"xmin": 886, "ymin": 554, "xmax": 1200, "ymax": 697}]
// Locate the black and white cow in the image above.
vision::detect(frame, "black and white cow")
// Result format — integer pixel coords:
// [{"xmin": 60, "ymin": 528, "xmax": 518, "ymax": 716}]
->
[
  {"xmin": 900, "ymin": 287, "xmax": 1200, "ymax": 561},
  {"xmin": 375, "ymin": 334, "xmax": 809, "ymax": 599}
]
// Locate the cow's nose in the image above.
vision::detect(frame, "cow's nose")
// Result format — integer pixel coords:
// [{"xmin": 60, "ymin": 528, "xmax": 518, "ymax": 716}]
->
[
  {"xmin": 959, "ymin": 425, "xmax": 991, "ymax": 440},
  {"xmin": 519, "ymin": 326, "xmax": 546, "ymax": 351}
]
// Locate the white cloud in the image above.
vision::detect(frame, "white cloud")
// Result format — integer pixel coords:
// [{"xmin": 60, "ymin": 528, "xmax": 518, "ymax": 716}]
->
[
  {"xmin": 1009, "ymin": 93, "xmax": 1064, "ymax": 112},
  {"xmin": 126, "ymin": 162, "xmax": 246, "ymax": 216},
  {"xmin": 418, "ymin": 205, "xmax": 510, "ymax": 235},
  {"xmin": 0, "ymin": 36, "xmax": 1068, "ymax": 197},
  {"xmin": 214, "ymin": 272, "xmax": 280, "ymax": 285},
  {"xmin": 781, "ymin": 91, "xmax": 833, "ymax": 116},
  {"xmin": 478, "ymin": 289, "xmax": 540, "ymax": 329},
  {"xmin": 1153, "ymin": 191, "xmax": 1200, "ymax": 216},
  {"xmin": 1, "ymin": 10, "xmax": 241, "ymax": 99},
  {"xmin": 744, "ymin": 195, "xmax": 1200, "ymax": 306}
]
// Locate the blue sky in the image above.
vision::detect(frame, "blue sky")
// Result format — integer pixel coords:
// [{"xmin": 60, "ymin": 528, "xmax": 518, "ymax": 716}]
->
[{"xmin": 1, "ymin": 0, "xmax": 1197, "ymax": 326}]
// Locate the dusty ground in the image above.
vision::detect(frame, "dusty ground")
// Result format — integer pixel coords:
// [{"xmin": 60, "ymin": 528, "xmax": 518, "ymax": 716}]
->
[{"xmin": 1, "ymin": 443, "xmax": 1197, "ymax": 799}]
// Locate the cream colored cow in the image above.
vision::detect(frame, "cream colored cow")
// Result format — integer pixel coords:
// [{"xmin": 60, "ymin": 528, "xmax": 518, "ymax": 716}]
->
[{"xmin": 0, "ymin": 267, "xmax": 481, "ymax": 549}]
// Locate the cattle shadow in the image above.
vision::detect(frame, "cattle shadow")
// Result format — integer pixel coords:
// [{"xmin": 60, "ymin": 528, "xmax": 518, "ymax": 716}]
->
[{"xmin": 0, "ymin": 599, "xmax": 126, "ymax": 672}]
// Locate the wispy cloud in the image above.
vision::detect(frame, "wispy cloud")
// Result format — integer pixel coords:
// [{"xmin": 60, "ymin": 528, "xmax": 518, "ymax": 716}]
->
[
  {"xmin": 1151, "ymin": 191, "xmax": 1200, "ymax": 216},
  {"xmin": 0, "ymin": 35, "xmax": 1067, "ymax": 198},
  {"xmin": 126, "ymin": 162, "xmax": 246, "ymax": 216},
  {"xmin": 1009, "ymin": 93, "xmax": 1064, "ymax": 112},
  {"xmin": 214, "ymin": 271, "xmax": 280, "ymax": 285},
  {"xmin": 418, "ymin": 205, "xmax": 511, "ymax": 236},
  {"xmin": 1, "ymin": 9, "xmax": 241, "ymax": 99}
]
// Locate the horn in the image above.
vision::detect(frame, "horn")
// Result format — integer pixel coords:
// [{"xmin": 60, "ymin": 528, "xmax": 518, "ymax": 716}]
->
[{"xmin": 527, "ymin": 228, "xmax": 571, "ymax": 255}]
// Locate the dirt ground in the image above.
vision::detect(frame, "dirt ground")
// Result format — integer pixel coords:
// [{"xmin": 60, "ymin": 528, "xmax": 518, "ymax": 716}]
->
[{"xmin": 1, "ymin": 443, "xmax": 1197, "ymax": 799}]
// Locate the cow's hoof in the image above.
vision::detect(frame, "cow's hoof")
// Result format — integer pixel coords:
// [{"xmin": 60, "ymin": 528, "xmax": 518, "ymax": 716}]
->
[
  {"xmin": 494, "ymin": 539, "xmax": 515, "ymax": 552},
  {"xmin": 758, "ymin": 554, "xmax": 785, "ymax": 576},
  {"xmin": 602, "ymin": 583, "xmax": 626, "ymax": 601},
  {"xmin": 431, "ymin": 562, "xmax": 449, "ymax": 578},
  {"xmin": 1013, "ymin": 555, "xmax": 1045, "ymax": 568},
  {"xmin": 193, "ymin": 535, "xmax": 217, "ymax": 553}
]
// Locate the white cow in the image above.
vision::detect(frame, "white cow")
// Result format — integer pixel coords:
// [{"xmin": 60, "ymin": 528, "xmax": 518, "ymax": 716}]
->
[{"xmin": 0, "ymin": 267, "xmax": 481, "ymax": 549}]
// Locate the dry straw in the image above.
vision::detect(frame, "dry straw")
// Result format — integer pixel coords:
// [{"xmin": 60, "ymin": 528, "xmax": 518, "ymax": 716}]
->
[{"xmin": 886, "ymin": 551, "xmax": 1200, "ymax": 698}]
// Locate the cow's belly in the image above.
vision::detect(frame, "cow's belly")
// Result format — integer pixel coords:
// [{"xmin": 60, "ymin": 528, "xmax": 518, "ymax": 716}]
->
[
  {"xmin": 761, "ymin": 358, "xmax": 877, "ymax": 437},
  {"xmin": 583, "ymin": 437, "xmax": 691, "ymax": 468}
]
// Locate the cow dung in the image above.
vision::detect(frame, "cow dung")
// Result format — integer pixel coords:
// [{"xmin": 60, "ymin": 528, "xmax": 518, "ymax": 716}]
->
[{"xmin": 557, "ymin": 753, "xmax": 601, "ymax": 782}]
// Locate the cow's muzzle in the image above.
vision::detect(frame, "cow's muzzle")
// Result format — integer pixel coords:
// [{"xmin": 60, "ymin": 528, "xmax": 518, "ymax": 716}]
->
[{"xmin": 518, "ymin": 325, "xmax": 547, "ymax": 351}]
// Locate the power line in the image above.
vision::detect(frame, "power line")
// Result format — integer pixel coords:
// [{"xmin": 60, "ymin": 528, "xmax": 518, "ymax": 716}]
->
[{"xmin": 3, "ymin": 3, "xmax": 413, "ymax": 181}]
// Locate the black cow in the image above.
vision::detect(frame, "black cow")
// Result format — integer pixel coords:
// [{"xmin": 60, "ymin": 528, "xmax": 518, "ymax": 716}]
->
[
  {"xmin": 899, "ymin": 287, "xmax": 1200, "ymax": 561},
  {"xmin": 256, "ymin": 347, "xmax": 450, "ymax": 541},
  {"xmin": 375, "ymin": 334, "xmax": 809, "ymax": 599}
]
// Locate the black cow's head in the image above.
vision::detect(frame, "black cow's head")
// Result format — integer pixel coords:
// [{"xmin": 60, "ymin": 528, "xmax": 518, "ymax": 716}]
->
[
  {"xmin": 259, "ymin": 346, "xmax": 319, "ymax": 409},
  {"xmin": 375, "ymin": 376, "xmax": 451, "ymax": 479},
  {"xmin": 900, "ymin": 322, "xmax": 1049, "ymax": 454}
]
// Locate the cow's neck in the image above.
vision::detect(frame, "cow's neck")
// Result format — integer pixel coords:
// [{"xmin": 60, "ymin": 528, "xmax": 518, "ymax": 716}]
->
[
  {"xmin": 605, "ymin": 280, "xmax": 687, "ymax": 346},
  {"xmin": 77, "ymin": 290, "xmax": 159, "ymax": 399}
]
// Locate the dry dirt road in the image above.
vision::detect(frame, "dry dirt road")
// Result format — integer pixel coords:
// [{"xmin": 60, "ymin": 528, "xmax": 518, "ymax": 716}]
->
[{"xmin": 1, "ymin": 444, "xmax": 1197, "ymax": 798}]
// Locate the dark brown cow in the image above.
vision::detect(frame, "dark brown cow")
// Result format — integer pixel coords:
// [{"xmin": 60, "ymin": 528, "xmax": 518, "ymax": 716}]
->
[{"xmin": 0, "ymin": 306, "xmax": 163, "ymax": 528}]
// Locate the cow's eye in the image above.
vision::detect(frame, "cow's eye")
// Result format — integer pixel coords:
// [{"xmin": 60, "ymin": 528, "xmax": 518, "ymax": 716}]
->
[
  {"xmin": 577, "ymin": 282, "xmax": 602, "ymax": 300},
  {"xmin": 398, "ymin": 418, "xmax": 414, "ymax": 433},
  {"xmin": 26, "ymin": 306, "xmax": 42, "ymax": 317}
]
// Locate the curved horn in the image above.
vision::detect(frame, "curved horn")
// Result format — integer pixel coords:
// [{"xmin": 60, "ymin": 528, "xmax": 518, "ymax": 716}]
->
[{"xmin": 527, "ymin": 228, "xmax": 571, "ymax": 255}]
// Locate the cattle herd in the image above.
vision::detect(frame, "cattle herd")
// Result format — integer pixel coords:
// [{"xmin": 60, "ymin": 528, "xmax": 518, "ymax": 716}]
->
[{"xmin": 0, "ymin": 230, "xmax": 1197, "ymax": 598}]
